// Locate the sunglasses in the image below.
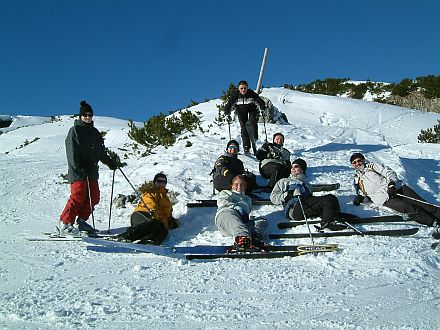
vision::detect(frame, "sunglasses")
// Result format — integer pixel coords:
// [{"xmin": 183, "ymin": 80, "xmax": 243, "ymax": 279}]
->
[
  {"xmin": 291, "ymin": 164, "xmax": 301, "ymax": 169},
  {"xmin": 155, "ymin": 179, "xmax": 167, "ymax": 184},
  {"xmin": 82, "ymin": 114, "xmax": 93, "ymax": 118},
  {"xmin": 351, "ymin": 159, "xmax": 363, "ymax": 165},
  {"xmin": 228, "ymin": 145, "xmax": 239, "ymax": 149}
]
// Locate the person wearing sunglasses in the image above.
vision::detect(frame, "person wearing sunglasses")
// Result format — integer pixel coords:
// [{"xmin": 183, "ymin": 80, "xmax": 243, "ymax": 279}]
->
[
  {"xmin": 117, "ymin": 172, "xmax": 179, "ymax": 245},
  {"xmin": 270, "ymin": 158, "xmax": 341, "ymax": 229},
  {"xmin": 212, "ymin": 140, "xmax": 256, "ymax": 194},
  {"xmin": 59, "ymin": 101, "xmax": 117, "ymax": 236},
  {"xmin": 350, "ymin": 152, "xmax": 440, "ymax": 228},
  {"xmin": 223, "ymin": 80, "xmax": 266, "ymax": 154}
]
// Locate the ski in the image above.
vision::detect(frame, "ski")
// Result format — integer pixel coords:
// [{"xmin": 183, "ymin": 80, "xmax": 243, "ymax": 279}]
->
[
  {"xmin": 25, "ymin": 231, "xmax": 120, "ymax": 242},
  {"xmin": 186, "ymin": 251, "xmax": 300, "ymax": 260},
  {"xmin": 82, "ymin": 237, "xmax": 338, "ymax": 257},
  {"xmin": 277, "ymin": 215, "xmax": 406, "ymax": 229},
  {"xmin": 269, "ymin": 227, "xmax": 419, "ymax": 239},
  {"xmin": 186, "ymin": 244, "xmax": 338, "ymax": 260},
  {"xmin": 187, "ymin": 198, "xmax": 271, "ymax": 208}
]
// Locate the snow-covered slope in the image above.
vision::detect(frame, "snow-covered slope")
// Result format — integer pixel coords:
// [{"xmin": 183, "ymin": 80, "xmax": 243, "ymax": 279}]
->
[{"xmin": 1, "ymin": 88, "xmax": 439, "ymax": 329}]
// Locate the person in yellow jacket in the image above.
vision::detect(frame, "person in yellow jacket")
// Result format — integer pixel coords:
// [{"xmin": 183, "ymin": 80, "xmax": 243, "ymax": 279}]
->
[{"xmin": 118, "ymin": 173, "xmax": 179, "ymax": 244}]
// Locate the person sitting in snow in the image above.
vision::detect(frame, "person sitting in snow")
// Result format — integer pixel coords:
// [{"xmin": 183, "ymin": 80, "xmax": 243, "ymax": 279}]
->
[
  {"xmin": 270, "ymin": 158, "xmax": 341, "ymax": 229},
  {"xmin": 350, "ymin": 152, "xmax": 440, "ymax": 229},
  {"xmin": 59, "ymin": 101, "xmax": 117, "ymax": 236},
  {"xmin": 215, "ymin": 175, "xmax": 268, "ymax": 250},
  {"xmin": 255, "ymin": 132, "xmax": 291, "ymax": 189},
  {"xmin": 223, "ymin": 80, "xmax": 266, "ymax": 154},
  {"xmin": 117, "ymin": 172, "xmax": 179, "ymax": 245},
  {"xmin": 212, "ymin": 139, "xmax": 256, "ymax": 194}
]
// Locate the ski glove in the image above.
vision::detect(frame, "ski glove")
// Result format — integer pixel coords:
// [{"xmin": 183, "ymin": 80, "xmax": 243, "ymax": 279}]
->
[
  {"xmin": 353, "ymin": 195, "xmax": 365, "ymax": 206},
  {"xmin": 387, "ymin": 181, "xmax": 397, "ymax": 198}
]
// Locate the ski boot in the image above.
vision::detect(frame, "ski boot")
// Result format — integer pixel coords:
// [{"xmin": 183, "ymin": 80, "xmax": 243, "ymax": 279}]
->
[
  {"xmin": 77, "ymin": 218, "xmax": 99, "ymax": 236},
  {"xmin": 60, "ymin": 223, "xmax": 81, "ymax": 237}
]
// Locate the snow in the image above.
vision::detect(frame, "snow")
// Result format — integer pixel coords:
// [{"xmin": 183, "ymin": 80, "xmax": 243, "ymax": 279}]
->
[{"xmin": 1, "ymin": 88, "xmax": 440, "ymax": 329}]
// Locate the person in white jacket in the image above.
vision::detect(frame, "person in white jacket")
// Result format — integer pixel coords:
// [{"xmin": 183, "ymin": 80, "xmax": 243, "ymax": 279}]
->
[
  {"xmin": 350, "ymin": 152, "xmax": 440, "ymax": 227},
  {"xmin": 215, "ymin": 175, "xmax": 267, "ymax": 250}
]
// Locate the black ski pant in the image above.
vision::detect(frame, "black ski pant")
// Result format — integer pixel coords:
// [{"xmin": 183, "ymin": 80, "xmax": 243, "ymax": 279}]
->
[
  {"xmin": 289, "ymin": 195, "xmax": 341, "ymax": 223},
  {"xmin": 259, "ymin": 162, "xmax": 291, "ymax": 188},
  {"xmin": 384, "ymin": 185, "xmax": 440, "ymax": 226},
  {"xmin": 121, "ymin": 211, "xmax": 168, "ymax": 244},
  {"xmin": 237, "ymin": 109, "xmax": 258, "ymax": 150}
]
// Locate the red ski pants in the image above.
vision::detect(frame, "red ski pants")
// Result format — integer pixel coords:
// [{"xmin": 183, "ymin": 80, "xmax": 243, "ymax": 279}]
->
[{"xmin": 60, "ymin": 180, "xmax": 100, "ymax": 225}]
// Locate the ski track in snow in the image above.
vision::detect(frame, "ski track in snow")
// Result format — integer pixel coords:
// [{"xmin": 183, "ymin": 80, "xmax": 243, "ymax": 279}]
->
[{"xmin": 1, "ymin": 88, "xmax": 440, "ymax": 329}]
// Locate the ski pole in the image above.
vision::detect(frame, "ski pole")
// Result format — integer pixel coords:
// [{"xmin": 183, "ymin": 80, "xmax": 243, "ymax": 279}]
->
[
  {"xmin": 107, "ymin": 169, "xmax": 116, "ymax": 233},
  {"xmin": 261, "ymin": 110, "xmax": 268, "ymax": 142},
  {"xmin": 297, "ymin": 197, "xmax": 315, "ymax": 245},
  {"xmin": 117, "ymin": 167, "xmax": 151, "ymax": 212},
  {"xmin": 86, "ymin": 176, "xmax": 96, "ymax": 230},
  {"xmin": 228, "ymin": 119, "xmax": 231, "ymax": 140},
  {"xmin": 396, "ymin": 193, "xmax": 440, "ymax": 208},
  {"xmin": 340, "ymin": 220, "xmax": 364, "ymax": 236}
]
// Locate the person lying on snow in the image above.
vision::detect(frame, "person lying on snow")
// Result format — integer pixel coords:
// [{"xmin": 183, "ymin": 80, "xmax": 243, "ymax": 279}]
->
[
  {"xmin": 255, "ymin": 132, "xmax": 291, "ymax": 189},
  {"xmin": 270, "ymin": 158, "xmax": 342, "ymax": 230},
  {"xmin": 117, "ymin": 172, "xmax": 179, "ymax": 245},
  {"xmin": 214, "ymin": 175, "xmax": 268, "ymax": 251},
  {"xmin": 212, "ymin": 139, "xmax": 257, "ymax": 195},
  {"xmin": 350, "ymin": 152, "xmax": 440, "ymax": 230}
]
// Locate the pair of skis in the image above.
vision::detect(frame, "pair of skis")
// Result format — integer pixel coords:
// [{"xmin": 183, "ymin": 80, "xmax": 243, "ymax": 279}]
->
[
  {"xmin": 272, "ymin": 214, "xmax": 418, "ymax": 239},
  {"xmin": 82, "ymin": 236, "xmax": 339, "ymax": 260}
]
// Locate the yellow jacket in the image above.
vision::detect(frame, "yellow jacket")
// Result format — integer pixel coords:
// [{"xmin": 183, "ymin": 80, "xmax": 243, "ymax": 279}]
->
[{"xmin": 134, "ymin": 187, "xmax": 173, "ymax": 229}]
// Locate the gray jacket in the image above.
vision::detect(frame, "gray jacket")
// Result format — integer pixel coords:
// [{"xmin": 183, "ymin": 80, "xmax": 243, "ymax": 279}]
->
[
  {"xmin": 215, "ymin": 190, "xmax": 252, "ymax": 221},
  {"xmin": 270, "ymin": 174, "xmax": 312, "ymax": 216},
  {"xmin": 354, "ymin": 162, "xmax": 401, "ymax": 205}
]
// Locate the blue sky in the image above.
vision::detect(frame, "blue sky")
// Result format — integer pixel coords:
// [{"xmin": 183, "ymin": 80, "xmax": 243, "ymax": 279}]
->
[{"xmin": 1, "ymin": 0, "xmax": 439, "ymax": 121}]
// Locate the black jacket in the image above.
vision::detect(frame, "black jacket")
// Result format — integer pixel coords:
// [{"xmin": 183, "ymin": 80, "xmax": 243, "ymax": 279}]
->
[
  {"xmin": 213, "ymin": 153, "xmax": 245, "ymax": 179},
  {"xmin": 65, "ymin": 119, "xmax": 112, "ymax": 183},
  {"xmin": 255, "ymin": 142, "xmax": 291, "ymax": 168},
  {"xmin": 224, "ymin": 89, "xmax": 266, "ymax": 115}
]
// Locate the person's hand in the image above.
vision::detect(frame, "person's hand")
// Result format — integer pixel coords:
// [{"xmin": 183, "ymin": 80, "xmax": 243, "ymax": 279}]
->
[
  {"xmin": 293, "ymin": 188, "xmax": 302, "ymax": 197},
  {"xmin": 387, "ymin": 182, "xmax": 397, "ymax": 198},
  {"xmin": 107, "ymin": 158, "xmax": 118, "ymax": 171},
  {"xmin": 353, "ymin": 195, "xmax": 364, "ymax": 206}
]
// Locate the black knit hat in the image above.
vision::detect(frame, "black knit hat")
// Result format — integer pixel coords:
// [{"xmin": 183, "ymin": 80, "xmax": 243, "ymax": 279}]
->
[
  {"xmin": 292, "ymin": 158, "xmax": 307, "ymax": 174},
  {"xmin": 226, "ymin": 139, "xmax": 240, "ymax": 151},
  {"xmin": 350, "ymin": 152, "xmax": 365, "ymax": 164},
  {"xmin": 238, "ymin": 80, "xmax": 248, "ymax": 87},
  {"xmin": 153, "ymin": 172, "xmax": 167, "ymax": 183},
  {"xmin": 79, "ymin": 100, "xmax": 93, "ymax": 117}
]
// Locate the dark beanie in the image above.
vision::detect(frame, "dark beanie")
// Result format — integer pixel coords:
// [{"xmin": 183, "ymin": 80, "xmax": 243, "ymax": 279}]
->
[
  {"xmin": 292, "ymin": 158, "xmax": 307, "ymax": 174},
  {"xmin": 350, "ymin": 152, "xmax": 365, "ymax": 163},
  {"xmin": 153, "ymin": 172, "xmax": 167, "ymax": 183},
  {"xmin": 79, "ymin": 101, "xmax": 94, "ymax": 116},
  {"xmin": 273, "ymin": 132, "xmax": 285, "ymax": 143},
  {"xmin": 238, "ymin": 80, "xmax": 248, "ymax": 87},
  {"xmin": 226, "ymin": 139, "xmax": 240, "ymax": 151}
]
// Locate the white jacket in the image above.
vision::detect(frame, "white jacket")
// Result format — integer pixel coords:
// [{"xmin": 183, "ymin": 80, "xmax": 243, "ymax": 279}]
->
[
  {"xmin": 215, "ymin": 190, "xmax": 252, "ymax": 220},
  {"xmin": 354, "ymin": 162, "xmax": 401, "ymax": 205}
]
